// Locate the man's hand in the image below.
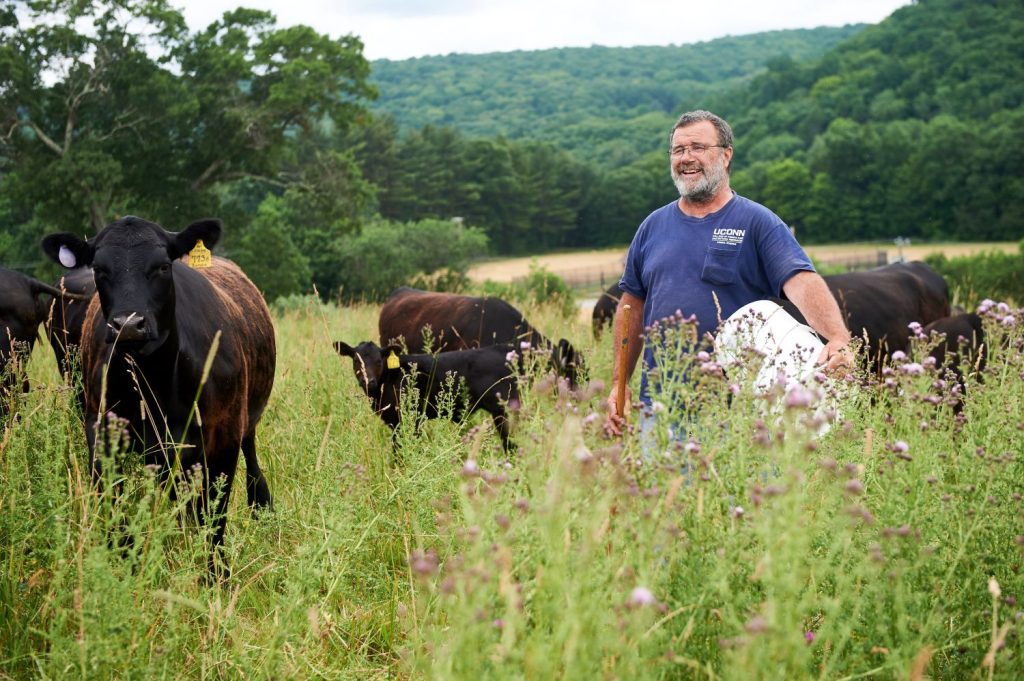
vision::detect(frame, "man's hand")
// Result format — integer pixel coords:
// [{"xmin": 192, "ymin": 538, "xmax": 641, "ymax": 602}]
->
[
  {"xmin": 604, "ymin": 385, "xmax": 632, "ymax": 438},
  {"xmin": 817, "ymin": 339, "xmax": 854, "ymax": 377}
]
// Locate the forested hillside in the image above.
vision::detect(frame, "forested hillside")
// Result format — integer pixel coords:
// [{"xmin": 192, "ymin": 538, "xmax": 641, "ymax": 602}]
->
[
  {"xmin": 718, "ymin": 0, "xmax": 1024, "ymax": 244},
  {"xmin": 3, "ymin": 0, "xmax": 1021, "ymax": 303},
  {"xmin": 369, "ymin": 27, "xmax": 863, "ymax": 166}
]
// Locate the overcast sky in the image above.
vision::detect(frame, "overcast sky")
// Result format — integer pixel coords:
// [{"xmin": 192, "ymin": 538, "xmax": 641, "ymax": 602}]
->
[{"xmin": 174, "ymin": 0, "xmax": 913, "ymax": 62}]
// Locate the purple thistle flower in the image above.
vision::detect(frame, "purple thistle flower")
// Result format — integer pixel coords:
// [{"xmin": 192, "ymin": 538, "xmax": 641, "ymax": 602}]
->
[
  {"xmin": 628, "ymin": 586, "xmax": 657, "ymax": 608},
  {"xmin": 744, "ymin": 616, "xmax": 768, "ymax": 634},
  {"xmin": 900, "ymin": 363, "xmax": 924, "ymax": 375},
  {"xmin": 845, "ymin": 479, "xmax": 865, "ymax": 496},
  {"xmin": 409, "ymin": 549, "xmax": 439, "ymax": 577},
  {"xmin": 785, "ymin": 386, "xmax": 815, "ymax": 409}
]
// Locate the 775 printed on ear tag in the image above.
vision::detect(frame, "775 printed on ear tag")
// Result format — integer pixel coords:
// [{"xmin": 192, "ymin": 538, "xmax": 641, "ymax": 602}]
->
[{"xmin": 188, "ymin": 240, "xmax": 212, "ymax": 269}]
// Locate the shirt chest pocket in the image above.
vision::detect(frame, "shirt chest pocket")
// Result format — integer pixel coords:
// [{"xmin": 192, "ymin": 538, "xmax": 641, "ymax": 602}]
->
[{"xmin": 700, "ymin": 247, "xmax": 739, "ymax": 286}]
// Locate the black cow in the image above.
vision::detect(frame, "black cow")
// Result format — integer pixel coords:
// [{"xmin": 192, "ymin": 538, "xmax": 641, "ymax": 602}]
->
[
  {"xmin": 819, "ymin": 261, "xmax": 949, "ymax": 369},
  {"xmin": 1, "ymin": 267, "xmax": 90, "ymax": 414},
  {"xmin": 768, "ymin": 262, "xmax": 949, "ymax": 373},
  {"xmin": 45, "ymin": 266, "xmax": 97, "ymax": 381},
  {"xmin": 378, "ymin": 287, "xmax": 583, "ymax": 388},
  {"xmin": 592, "ymin": 282, "xmax": 622, "ymax": 339},
  {"xmin": 335, "ymin": 340, "xmax": 521, "ymax": 451},
  {"xmin": 923, "ymin": 312, "xmax": 986, "ymax": 411},
  {"xmin": 42, "ymin": 216, "xmax": 276, "ymax": 576}
]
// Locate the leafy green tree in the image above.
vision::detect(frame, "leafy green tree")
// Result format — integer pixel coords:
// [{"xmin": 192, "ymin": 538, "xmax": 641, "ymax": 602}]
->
[
  {"xmin": 0, "ymin": 0, "xmax": 375, "ymax": 245},
  {"xmin": 578, "ymin": 151, "xmax": 670, "ymax": 247},
  {"xmin": 232, "ymin": 195, "xmax": 312, "ymax": 301},
  {"xmin": 333, "ymin": 218, "xmax": 488, "ymax": 302}
]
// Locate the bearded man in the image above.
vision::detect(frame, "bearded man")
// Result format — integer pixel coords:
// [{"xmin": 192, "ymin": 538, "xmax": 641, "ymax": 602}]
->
[{"xmin": 605, "ymin": 110, "xmax": 853, "ymax": 437}]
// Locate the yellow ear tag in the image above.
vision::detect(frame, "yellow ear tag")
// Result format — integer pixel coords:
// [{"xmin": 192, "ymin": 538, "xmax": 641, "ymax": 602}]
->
[
  {"xmin": 387, "ymin": 351, "xmax": 400, "ymax": 370},
  {"xmin": 188, "ymin": 240, "xmax": 212, "ymax": 269}
]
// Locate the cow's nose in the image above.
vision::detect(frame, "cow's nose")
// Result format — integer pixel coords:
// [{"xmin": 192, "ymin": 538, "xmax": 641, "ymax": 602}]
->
[{"xmin": 108, "ymin": 312, "xmax": 149, "ymax": 342}]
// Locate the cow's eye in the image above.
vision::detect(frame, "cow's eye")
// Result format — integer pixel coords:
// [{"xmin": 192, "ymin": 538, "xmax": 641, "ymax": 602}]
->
[{"xmin": 150, "ymin": 263, "xmax": 171, "ymax": 278}]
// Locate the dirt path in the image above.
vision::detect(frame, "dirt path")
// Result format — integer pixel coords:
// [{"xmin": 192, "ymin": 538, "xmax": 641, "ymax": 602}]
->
[{"xmin": 468, "ymin": 241, "xmax": 1019, "ymax": 283}]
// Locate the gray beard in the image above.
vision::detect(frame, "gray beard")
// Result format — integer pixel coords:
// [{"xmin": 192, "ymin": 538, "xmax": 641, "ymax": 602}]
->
[{"xmin": 672, "ymin": 158, "xmax": 727, "ymax": 204}]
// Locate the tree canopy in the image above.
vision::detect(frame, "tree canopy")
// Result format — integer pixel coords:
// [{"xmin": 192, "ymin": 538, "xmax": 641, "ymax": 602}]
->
[{"xmin": 3, "ymin": 0, "xmax": 1021, "ymax": 302}]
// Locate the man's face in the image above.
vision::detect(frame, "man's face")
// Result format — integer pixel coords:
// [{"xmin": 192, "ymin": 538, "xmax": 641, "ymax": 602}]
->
[{"xmin": 670, "ymin": 121, "xmax": 732, "ymax": 204}]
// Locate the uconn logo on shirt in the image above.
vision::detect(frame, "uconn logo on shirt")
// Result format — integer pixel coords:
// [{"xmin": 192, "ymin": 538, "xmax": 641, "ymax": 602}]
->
[{"xmin": 712, "ymin": 228, "xmax": 746, "ymax": 246}]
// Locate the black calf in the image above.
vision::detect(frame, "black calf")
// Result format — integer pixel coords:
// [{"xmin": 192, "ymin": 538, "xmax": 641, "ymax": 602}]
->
[{"xmin": 335, "ymin": 341, "xmax": 521, "ymax": 450}]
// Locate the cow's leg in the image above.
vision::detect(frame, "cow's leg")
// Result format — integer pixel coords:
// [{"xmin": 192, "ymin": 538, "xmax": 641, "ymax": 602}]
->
[
  {"xmin": 241, "ymin": 432, "xmax": 272, "ymax": 510},
  {"xmin": 492, "ymin": 410, "xmax": 513, "ymax": 452},
  {"xmin": 87, "ymin": 411, "xmax": 139, "ymax": 555},
  {"xmin": 200, "ymin": 449, "xmax": 240, "ymax": 580}
]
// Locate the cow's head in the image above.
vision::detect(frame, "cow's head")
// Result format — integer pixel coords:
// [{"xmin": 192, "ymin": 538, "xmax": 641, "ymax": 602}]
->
[
  {"xmin": 1, "ymin": 269, "xmax": 56, "ymax": 398},
  {"xmin": 334, "ymin": 341, "xmax": 403, "ymax": 395},
  {"xmin": 42, "ymin": 216, "xmax": 222, "ymax": 356},
  {"xmin": 551, "ymin": 338, "xmax": 585, "ymax": 389}
]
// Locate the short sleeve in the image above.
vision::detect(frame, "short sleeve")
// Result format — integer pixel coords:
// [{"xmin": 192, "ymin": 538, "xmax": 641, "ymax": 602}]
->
[{"xmin": 620, "ymin": 225, "xmax": 648, "ymax": 300}]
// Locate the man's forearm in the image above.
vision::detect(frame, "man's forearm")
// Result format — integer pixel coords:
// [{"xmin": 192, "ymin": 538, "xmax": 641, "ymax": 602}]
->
[
  {"xmin": 782, "ymin": 271, "xmax": 851, "ymax": 344},
  {"xmin": 612, "ymin": 292, "xmax": 646, "ymax": 385}
]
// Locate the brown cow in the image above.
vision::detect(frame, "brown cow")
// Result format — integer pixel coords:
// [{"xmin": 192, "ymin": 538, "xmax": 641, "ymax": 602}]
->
[
  {"xmin": 42, "ymin": 216, "xmax": 275, "ymax": 577},
  {"xmin": 378, "ymin": 287, "xmax": 583, "ymax": 387}
]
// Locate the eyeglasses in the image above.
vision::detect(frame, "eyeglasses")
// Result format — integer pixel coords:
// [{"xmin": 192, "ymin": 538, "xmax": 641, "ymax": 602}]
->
[{"xmin": 670, "ymin": 144, "xmax": 727, "ymax": 158}]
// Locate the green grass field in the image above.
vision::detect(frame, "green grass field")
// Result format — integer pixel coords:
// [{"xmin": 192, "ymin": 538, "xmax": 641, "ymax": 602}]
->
[{"xmin": 2, "ymin": 293, "xmax": 1023, "ymax": 679}]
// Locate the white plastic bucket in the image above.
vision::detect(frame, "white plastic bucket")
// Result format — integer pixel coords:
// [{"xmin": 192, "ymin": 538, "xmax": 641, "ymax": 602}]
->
[
  {"xmin": 716, "ymin": 299, "xmax": 823, "ymax": 392},
  {"xmin": 715, "ymin": 300, "xmax": 841, "ymax": 434}
]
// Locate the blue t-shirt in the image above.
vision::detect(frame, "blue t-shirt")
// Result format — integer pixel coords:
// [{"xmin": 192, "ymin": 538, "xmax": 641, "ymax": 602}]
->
[{"xmin": 620, "ymin": 193, "xmax": 814, "ymax": 403}]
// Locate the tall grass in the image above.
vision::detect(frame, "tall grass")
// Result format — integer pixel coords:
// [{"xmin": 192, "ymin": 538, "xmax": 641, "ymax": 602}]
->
[{"xmin": 2, "ymin": 293, "xmax": 1022, "ymax": 679}]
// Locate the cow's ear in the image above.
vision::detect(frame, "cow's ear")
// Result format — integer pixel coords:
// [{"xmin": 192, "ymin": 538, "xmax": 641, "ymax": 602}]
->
[
  {"xmin": 169, "ymin": 218, "xmax": 223, "ymax": 258},
  {"xmin": 41, "ymin": 233, "xmax": 94, "ymax": 269},
  {"xmin": 334, "ymin": 341, "xmax": 355, "ymax": 357},
  {"xmin": 383, "ymin": 345, "xmax": 403, "ymax": 371},
  {"xmin": 553, "ymin": 339, "xmax": 569, "ymax": 368},
  {"xmin": 561, "ymin": 339, "xmax": 579, "ymax": 364}
]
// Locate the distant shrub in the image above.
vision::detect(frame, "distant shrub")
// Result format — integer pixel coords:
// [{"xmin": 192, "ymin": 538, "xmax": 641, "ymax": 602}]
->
[
  {"xmin": 925, "ymin": 240, "xmax": 1024, "ymax": 307},
  {"xmin": 270, "ymin": 292, "xmax": 330, "ymax": 317},
  {"xmin": 334, "ymin": 218, "xmax": 488, "ymax": 302},
  {"xmin": 479, "ymin": 262, "xmax": 576, "ymax": 319},
  {"xmin": 232, "ymin": 195, "xmax": 314, "ymax": 302}
]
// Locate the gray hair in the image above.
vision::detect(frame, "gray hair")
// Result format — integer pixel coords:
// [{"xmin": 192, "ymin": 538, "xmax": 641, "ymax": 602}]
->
[{"xmin": 669, "ymin": 110, "xmax": 734, "ymax": 149}]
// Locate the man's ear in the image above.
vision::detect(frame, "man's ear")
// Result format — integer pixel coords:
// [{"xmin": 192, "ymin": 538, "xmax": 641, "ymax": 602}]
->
[
  {"xmin": 41, "ymin": 233, "xmax": 94, "ymax": 269},
  {"xmin": 169, "ymin": 218, "xmax": 223, "ymax": 259},
  {"xmin": 334, "ymin": 341, "xmax": 355, "ymax": 357}
]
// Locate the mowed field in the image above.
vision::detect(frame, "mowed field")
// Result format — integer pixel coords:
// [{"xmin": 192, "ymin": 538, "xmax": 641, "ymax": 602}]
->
[{"xmin": 468, "ymin": 241, "xmax": 1020, "ymax": 283}]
